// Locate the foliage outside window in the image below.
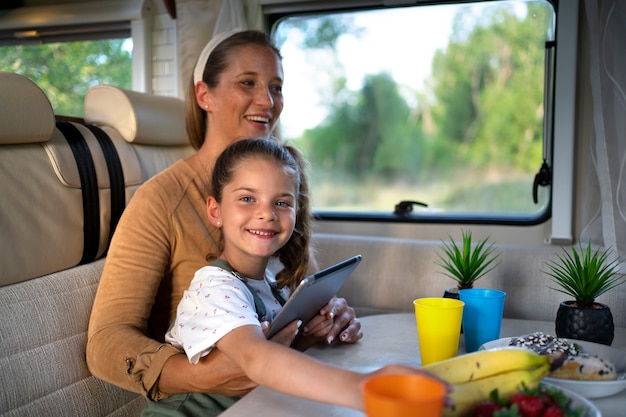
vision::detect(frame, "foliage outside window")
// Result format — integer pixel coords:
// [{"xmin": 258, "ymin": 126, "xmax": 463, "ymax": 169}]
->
[
  {"xmin": 273, "ymin": 0, "xmax": 555, "ymax": 220},
  {"xmin": 0, "ymin": 38, "xmax": 132, "ymax": 117}
]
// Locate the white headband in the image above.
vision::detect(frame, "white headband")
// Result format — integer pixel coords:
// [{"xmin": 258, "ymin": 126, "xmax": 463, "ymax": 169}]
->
[{"xmin": 193, "ymin": 29, "xmax": 244, "ymax": 86}]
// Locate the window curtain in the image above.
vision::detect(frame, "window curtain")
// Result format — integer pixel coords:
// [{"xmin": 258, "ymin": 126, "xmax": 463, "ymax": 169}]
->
[
  {"xmin": 579, "ymin": 0, "xmax": 626, "ymax": 257},
  {"xmin": 175, "ymin": 0, "xmax": 258, "ymax": 97}
]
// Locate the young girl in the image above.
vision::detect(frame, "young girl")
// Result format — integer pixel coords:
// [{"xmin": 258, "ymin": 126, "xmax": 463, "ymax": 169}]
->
[{"xmin": 148, "ymin": 138, "xmax": 439, "ymax": 416}]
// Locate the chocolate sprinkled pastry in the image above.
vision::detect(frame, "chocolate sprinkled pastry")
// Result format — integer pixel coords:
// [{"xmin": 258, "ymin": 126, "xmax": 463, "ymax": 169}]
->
[
  {"xmin": 508, "ymin": 331, "xmax": 579, "ymax": 355},
  {"xmin": 508, "ymin": 332, "xmax": 617, "ymax": 381}
]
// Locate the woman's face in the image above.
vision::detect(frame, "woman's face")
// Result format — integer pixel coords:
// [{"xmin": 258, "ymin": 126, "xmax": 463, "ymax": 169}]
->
[{"xmin": 204, "ymin": 44, "xmax": 284, "ymax": 145}]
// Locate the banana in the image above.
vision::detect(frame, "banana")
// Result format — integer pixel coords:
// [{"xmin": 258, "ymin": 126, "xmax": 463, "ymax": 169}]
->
[
  {"xmin": 422, "ymin": 347, "xmax": 549, "ymax": 384},
  {"xmin": 443, "ymin": 362, "xmax": 550, "ymax": 417}
]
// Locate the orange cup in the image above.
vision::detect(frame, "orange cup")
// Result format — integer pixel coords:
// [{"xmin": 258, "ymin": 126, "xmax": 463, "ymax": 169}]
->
[{"xmin": 361, "ymin": 374, "xmax": 447, "ymax": 417}]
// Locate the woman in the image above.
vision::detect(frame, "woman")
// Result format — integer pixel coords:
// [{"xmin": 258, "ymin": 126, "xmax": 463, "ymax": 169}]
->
[{"xmin": 86, "ymin": 29, "xmax": 362, "ymax": 401}]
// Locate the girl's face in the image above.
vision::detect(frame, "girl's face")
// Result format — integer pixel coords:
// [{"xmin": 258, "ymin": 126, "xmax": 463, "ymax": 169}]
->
[
  {"xmin": 203, "ymin": 44, "xmax": 284, "ymax": 146},
  {"xmin": 207, "ymin": 157, "xmax": 297, "ymax": 268}
]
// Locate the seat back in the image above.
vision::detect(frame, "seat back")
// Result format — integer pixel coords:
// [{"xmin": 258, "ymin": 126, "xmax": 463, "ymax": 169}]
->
[
  {"xmin": 0, "ymin": 72, "xmax": 151, "ymax": 417},
  {"xmin": 0, "ymin": 71, "xmax": 92, "ymax": 284},
  {"xmin": 0, "ymin": 79, "xmax": 194, "ymax": 286},
  {"xmin": 0, "ymin": 74, "xmax": 194, "ymax": 417},
  {"xmin": 84, "ymin": 84, "xmax": 193, "ymax": 181}
]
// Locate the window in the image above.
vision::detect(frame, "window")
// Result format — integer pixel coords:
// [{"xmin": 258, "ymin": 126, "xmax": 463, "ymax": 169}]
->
[
  {"xmin": 0, "ymin": 37, "xmax": 132, "ymax": 117},
  {"xmin": 271, "ymin": 0, "xmax": 556, "ymax": 223}
]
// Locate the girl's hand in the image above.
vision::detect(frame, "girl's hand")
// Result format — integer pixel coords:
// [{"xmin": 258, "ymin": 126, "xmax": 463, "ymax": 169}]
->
[
  {"xmin": 261, "ymin": 319, "xmax": 301, "ymax": 346},
  {"xmin": 366, "ymin": 365, "xmax": 454, "ymax": 409}
]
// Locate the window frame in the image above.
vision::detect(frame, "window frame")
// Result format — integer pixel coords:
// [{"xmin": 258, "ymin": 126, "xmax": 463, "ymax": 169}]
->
[{"xmin": 0, "ymin": 0, "xmax": 151, "ymax": 93}]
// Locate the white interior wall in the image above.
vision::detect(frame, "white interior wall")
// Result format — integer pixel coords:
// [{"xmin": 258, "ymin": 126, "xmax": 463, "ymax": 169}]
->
[{"xmin": 150, "ymin": 2, "xmax": 178, "ymax": 97}]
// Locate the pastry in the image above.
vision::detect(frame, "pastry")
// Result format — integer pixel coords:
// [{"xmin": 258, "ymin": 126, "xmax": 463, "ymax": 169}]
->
[
  {"xmin": 508, "ymin": 331, "xmax": 618, "ymax": 381},
  {"xmin": 508, "ymin": 331, "xmax": 579, "ymax": 355},
  {"xmin": 549, "ymin": 353, "xmax": 617, "ymax": 381}
]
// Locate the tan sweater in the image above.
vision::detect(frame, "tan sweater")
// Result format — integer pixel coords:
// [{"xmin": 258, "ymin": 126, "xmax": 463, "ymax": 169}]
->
[{"xmin": 87, "ymin": 159, "xmax": 222, "ymax": 399}]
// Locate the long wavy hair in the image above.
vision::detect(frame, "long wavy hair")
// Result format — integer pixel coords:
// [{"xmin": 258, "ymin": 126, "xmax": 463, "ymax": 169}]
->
[
  {"xmin": 211, "ymin": 138, "xmax": 311, "ymax": 291},
  {"xmin": 185, "ymin": 30, "xmax": 282, "ymax": 150}
]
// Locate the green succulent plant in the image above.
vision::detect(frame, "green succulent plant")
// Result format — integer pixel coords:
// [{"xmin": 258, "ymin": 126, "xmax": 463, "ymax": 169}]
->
[
  {"xmin": 435, "ymin": 230, "xmax": 501, "ymax": 290},
  {"xmin": 543, "ymin": 242, "xmax": 625, "ymax": 308}
]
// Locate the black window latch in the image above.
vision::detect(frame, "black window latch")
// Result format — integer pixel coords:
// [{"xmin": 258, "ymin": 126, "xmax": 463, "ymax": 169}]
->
[
  {"xmin": 394, "ymin": 200, "xmax": 428, "ymax": 216},
  {"xmin": 532, "ymin": 160, "xmax": 552, "ymax": 204}
]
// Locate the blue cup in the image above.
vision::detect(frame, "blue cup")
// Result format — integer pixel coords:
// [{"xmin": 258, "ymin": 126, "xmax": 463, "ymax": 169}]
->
[{"xmin": 458, "ymin": 288, "xmax": 506, "ymax": 352}]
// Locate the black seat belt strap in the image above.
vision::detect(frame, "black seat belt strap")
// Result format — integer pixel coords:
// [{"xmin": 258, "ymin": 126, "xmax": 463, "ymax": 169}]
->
[
  {"xmin": 55, "ymin": 120, "xmax": 100, "ymax": 264},
  {"xmin": 85, "ymin": 124, "xmax": 125, "ymax": 249}
]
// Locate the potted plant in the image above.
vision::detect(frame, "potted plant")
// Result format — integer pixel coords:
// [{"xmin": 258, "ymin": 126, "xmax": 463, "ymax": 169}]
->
[
  {"xmin": 435, "ymin": 229, "xmax": 501, "ymax": 299},
  {"xmin": 543, "ymin": 242, "xmax": 626, "ymax": 345}
]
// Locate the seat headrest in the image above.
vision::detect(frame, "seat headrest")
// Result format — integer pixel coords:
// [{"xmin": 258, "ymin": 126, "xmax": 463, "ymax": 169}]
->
[
  {"xmin": 0, "ymin": 72, "xmax": 55, "ymax": 144},
  {"xmin": 84, "ymin": 85, "xmax": 189, "ymax": 146}
]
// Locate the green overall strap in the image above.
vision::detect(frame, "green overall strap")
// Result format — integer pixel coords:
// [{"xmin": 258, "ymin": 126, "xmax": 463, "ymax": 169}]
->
[{"xmin": 211, "ymin": 259, "xmax": 287, "ymax": 320}]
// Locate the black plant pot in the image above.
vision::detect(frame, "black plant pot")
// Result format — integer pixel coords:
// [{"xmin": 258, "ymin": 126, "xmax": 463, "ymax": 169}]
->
[
  {"xmin": 443, "ymin": 287, "xmax": 463, "ymax": 333},
  {"xmin": 443, "ymin": 287, "xmax": 460, "ymax": 300},
  {"xmin": 555, "ymin": 300, "xmax": 614, "ymax": 346}
]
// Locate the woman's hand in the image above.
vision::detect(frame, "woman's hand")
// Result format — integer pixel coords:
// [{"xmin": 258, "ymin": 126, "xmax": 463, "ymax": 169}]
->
[
  {"xmin": 159, "ymin": 350, "xmax": 257, "ymax": 397},
  {"xmin": 302, "ymin": 297, "xmax": 363, "ymax": 345}
]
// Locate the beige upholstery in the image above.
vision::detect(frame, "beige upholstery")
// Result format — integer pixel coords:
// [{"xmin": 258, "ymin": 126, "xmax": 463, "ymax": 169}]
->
[
  {"xmin": 0, "ymin": 73, "xmax": 88, "ymax": 285},
  {"xmin": 0, "ymin": 260, "xmax": 147, "ymax": 417},
  {"xmin": 0, "ymin": 74, "xmax": 194, "ymax": 417},
  {"xmin": 313, "ymin": 233, "xmax": 626, "ymax": 328},
  {"xmin": 85, "ymin": 85, "xmax": 188, "ymax": 145},
  {"xmin": 0, "ymin": 85, "xmax": 137, "ymax": 285},
  {"xmin": 84, "ymin": 85, "xmax": 193, "ymax": 180},
  {"xmin": 1, "ymin": 82, "xmax": 194, "ymax": 287},
  {"xmin": 0, "ymin": 71, "xmax": 55, "ymax": 144}
]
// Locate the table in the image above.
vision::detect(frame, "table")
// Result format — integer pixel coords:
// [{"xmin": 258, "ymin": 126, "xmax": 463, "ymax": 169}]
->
[{"xmin": 220, "ymin": 313, "xmax": 626, "ymax": 417}]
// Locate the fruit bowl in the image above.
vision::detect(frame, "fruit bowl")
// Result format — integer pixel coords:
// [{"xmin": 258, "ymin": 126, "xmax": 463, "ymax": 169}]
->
[
  {"xmin": 481, "ymin": 336, "xmax": 626, "ymax": 398},
  {"xmin": 540, "ymin": 381, "xmax": 601, "ymax": 417}
]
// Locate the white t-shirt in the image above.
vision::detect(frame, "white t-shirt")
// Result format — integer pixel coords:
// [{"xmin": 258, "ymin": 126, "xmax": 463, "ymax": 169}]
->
[{"xmin": 166, "ymin": 262, "xmax": 286, "ymax": 364}]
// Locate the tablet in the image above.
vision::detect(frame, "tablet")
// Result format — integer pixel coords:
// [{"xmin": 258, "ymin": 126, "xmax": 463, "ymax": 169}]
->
[{"xmin": 265, "ymin": 254, "xmax": 362, "ymax": 339}]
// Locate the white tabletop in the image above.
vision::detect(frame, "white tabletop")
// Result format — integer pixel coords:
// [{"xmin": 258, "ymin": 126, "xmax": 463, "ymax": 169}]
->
[{"xmin": 220, "ymin": 313, "xmax": 626, "ymax": 417}]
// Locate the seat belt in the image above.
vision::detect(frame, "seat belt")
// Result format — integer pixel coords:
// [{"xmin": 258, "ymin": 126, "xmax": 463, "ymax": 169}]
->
[
  {"xmin": 85, "ymin": 124, "xmax": 125, "ymax": 251},
  {"xmin": 56, "ymin": 120, "xmax": 99, "ymax": 264}
]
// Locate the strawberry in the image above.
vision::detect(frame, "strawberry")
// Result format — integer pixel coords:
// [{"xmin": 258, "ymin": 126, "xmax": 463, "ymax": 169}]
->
[
  {"xmin": 509, "ymin": 392, "xmax": 545, "ymax": 417},
  {"xmin": 472, "ymin": 400, "xmax": 503, "ymax": 417},
  {"xmin": 541, "ymin": 405, "xmax": 564, "ymax": 417}
]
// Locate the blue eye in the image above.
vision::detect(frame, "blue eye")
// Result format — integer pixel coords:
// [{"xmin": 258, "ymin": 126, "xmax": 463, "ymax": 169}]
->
[{"xmin": 276, "ymin": 200, "xmax": 293, "ymax": 208}]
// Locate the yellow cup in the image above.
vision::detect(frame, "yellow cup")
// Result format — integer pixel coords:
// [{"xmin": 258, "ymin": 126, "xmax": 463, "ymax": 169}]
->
[
  {"xmin": 413, "ymin": 297, "xmax": 464, "ymax": 365},
  {"xmin": 361, "ymin": 374, "xmax": 447, "ymax": 417}
]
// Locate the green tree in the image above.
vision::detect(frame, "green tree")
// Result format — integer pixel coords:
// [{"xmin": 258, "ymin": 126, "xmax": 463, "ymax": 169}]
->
[
  {"xmin": 297, "ymin": 4, "xmax": 551, "ymax": 182},
  {"xmin": 281, "ymin": 3, "xmax": 554, "ymax": 212},
  {"xmin": 0, "ymin": 39, "xmax": 131, "ymax": 116},
  {"xmin": 430, "ymin": 4, "xmax": 551, "ymax": 171},
  {"xmin": 301, "ymin": 73, "xmax": 420, "ymax": 179}
]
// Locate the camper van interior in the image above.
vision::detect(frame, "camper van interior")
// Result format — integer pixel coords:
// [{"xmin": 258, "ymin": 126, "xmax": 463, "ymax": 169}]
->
[{"xmin": 0, "ymin": 1, "xmax": 625, "ymax": 416}]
